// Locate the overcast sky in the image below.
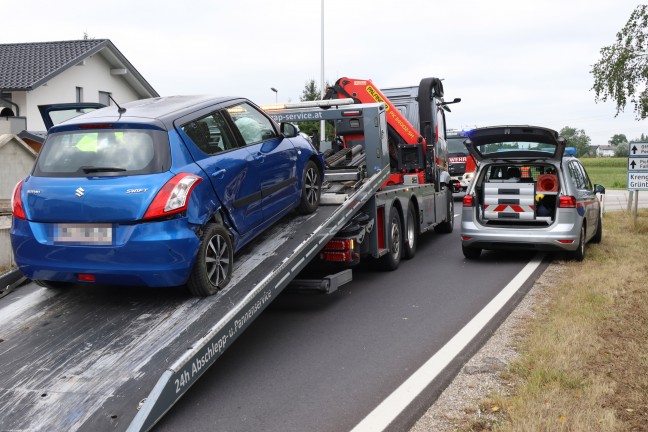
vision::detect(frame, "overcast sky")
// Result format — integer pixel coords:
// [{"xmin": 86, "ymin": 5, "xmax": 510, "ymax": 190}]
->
[{"xmin": 3, "ymin": 0, "xmax": 646, "ymax": 145}]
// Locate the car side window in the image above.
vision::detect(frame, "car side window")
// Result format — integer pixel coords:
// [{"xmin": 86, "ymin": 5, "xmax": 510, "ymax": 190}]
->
[
  {"xmin": 182, "ymin": 111, "xmax": 238, "ymax": 155},
  {"xmin": 226, "ymin": 102, "xmax": 278, "ymax": 146},
  {"xmin": 568, "ymin": 160, "xmax": 587, "ymax": 190},
  {"xmin": 576, "ymin": 162, "xmax": 593, "ymax": 190}
]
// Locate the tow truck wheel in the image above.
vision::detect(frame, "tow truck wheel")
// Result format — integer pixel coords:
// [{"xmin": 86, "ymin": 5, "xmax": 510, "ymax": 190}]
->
[
  {"xmin": 403, "ymin": 202, "xmax": 418, "ymax": 259},
  {"xmin": 297, "ymin": 160, "xmax": 321, "ymax": 214},
  {"xmin": 434, "ymin": 187, "xmax": 454, "ymax": 234},
  {"xmin": 188, "ymin": 223, "xmax": 233, "ymax": 297},
  {"xmin": 379, "ymin": 207, "xmax": 402, "ymax": 270}
]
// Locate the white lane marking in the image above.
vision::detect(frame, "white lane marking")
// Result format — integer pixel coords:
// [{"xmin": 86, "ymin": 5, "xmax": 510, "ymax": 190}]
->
[{"xmin": 351, "ymin": 254, "xmax": 544, "ymax": 432}]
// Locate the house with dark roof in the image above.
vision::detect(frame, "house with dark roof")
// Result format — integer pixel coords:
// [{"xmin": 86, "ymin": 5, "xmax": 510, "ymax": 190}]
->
[{"xmin": 0, "ymin": 39, "xmax": 159, "ymax": 134}]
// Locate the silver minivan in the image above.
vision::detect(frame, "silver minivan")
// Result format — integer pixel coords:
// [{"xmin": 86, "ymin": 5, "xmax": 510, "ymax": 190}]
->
[{"xmin": 460, "ymin": 125, "xmax": 605, "ymax": 261}]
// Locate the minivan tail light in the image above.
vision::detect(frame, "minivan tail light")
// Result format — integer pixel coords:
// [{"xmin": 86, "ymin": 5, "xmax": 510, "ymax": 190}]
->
[
  {"xmin": 463, "ymin": 195, "xmax": 474, "ymax": 207},
  {"xmin": 143, "ymin": 173, "xmax": 202, "ymax": 220},
  {"xmin": 558, "ymin": 195, "xmax": 577, "ymax": 208},
  {"xmin": 11, "ymin": 180, "xmax": 26, "ymax": 220}
]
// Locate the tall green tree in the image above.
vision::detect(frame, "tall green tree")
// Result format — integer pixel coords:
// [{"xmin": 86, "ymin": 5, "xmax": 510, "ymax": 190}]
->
[
  {"xmin": 608, "ymin": 133, "xmax": 628, "ymax": 146},
  {"xmin": 300, "ymin": 79, "xmax": 322, "ymax": 102},
  {"xmin": 591, "ymin": 5, "xmax": 648, "ymax": 119},
  {"xmin": 560, "ymin": 126, "xmax": 592, "ymax": 157},
  {"xmin": 298, "ymin": 79, "xmax": 333, "ymax": 142}
]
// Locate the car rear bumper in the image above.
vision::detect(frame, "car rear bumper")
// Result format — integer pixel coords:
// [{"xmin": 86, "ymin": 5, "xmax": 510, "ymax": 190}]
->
[
  {"xmin": 11, "ymin": 217, "xmax": 200, "ymax": 287},
  {"xmin": 460, "ymin": 209, "xmax": 581, "ymax": 252}
]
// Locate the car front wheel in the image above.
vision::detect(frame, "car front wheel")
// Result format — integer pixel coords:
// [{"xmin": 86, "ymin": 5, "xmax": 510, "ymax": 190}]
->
[
  {"xmin": 188, "ymin": 223, "xmax": 233, "ymax": 297},
  {"xmin": 297, "ymin": 160, "xmax": 321, "ymax": 214}
]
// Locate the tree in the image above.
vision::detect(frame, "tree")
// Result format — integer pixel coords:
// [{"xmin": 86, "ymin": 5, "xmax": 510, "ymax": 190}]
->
[
  {"xmin": 591, "ymin": 5, "xmax": 648, "ymax": 119},
  {"xmin": 559, "ymin": 126, "xmax": 592, "ymax": 157},
  {"xmin": 300, "ymin": 79, "xmax": 322, "ymax": 102},
  {"xmin": 608, "ymin": 133, "xmax": 628, "ymax": 146},
  {"xmin": 297, "ymin": 79, "xmax": 333, "ymax": 141},
  {"xmin": 615, "ymin": 142, "xmax": 629, "ymax": 157}
]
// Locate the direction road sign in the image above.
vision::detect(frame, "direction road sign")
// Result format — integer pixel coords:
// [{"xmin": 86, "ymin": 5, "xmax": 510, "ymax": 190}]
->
[
  {"xmin": 628, "ymin": 156, "xmax": 648, "ymax": 171},
  {"xmin": 628, "ymin": 172, "xmax": 648, "ymax": 190},
  {"xmin": 629, "ymin": 142, "xmax": 648, "ymax": 156}
]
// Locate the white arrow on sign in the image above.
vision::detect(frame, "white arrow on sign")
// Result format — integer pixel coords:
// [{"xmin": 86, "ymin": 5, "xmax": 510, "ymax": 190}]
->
[
  {"xmin": 628, "ymin": 156, "xmax": 648, "ymax": 170},
  {"xmin": 629, "ymin": 142, "xmax": 648, "ymax": 156}
]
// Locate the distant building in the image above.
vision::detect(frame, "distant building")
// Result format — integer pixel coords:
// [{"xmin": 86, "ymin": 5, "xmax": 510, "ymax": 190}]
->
[
  {"xmin": 0, "ymin": 39, "xmax": 158, "ymax": 133},
  {"xmin": 596, "ymin": 145, "xmax": 616, "ymax": 157}
]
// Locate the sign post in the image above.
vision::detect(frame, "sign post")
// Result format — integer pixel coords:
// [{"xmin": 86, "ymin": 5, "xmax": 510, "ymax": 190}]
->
[{"xmin": 627, "ymin": 142, "xmax": 648, "ymax": 221}]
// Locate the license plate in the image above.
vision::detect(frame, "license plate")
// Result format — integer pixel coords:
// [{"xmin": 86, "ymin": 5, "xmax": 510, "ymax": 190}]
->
[{"xmin": 54, "ymin": 223, "xmax": 113, "ymax": 245}]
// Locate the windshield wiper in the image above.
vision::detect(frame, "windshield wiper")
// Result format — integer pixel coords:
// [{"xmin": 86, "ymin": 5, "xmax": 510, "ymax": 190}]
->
[{"xmin": 81, "ymin": 167, "xmax": 127, "ymax": 174}]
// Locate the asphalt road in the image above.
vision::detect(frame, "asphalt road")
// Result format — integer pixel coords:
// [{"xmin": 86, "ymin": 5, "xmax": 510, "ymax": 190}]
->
[{"xmin": 153, "ymin": 204, "xmax": 547, "ymax": 432}]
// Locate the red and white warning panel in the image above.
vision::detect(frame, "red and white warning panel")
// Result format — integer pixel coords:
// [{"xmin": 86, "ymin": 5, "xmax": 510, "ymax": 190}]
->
[{"xmin": 482, "ymin": 183, "xmax": 536, "ymax": 220}]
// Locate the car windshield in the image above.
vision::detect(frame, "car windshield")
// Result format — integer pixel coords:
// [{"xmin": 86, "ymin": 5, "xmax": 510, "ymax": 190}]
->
[
  {"xmin": 33, "ymin": 128, "xmax": 171, "ymax": 177},
  {"xmin": 478, "ymin": 141, "xmax": 556, "ymax": 155},
  {"xmin": 447, "ymin": 137, "xmax": 468, "ymax": 154}
]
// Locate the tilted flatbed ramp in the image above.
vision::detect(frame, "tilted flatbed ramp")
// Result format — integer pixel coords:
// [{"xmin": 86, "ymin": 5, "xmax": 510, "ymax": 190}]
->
[{"xmin": 0, "ymin": 104, "xmax": 389, "ymax": 432}]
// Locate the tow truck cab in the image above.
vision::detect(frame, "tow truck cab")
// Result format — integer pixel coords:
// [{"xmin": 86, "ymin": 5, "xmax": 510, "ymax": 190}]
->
[{"xmin": 446, "ymin": 129, "xmax": 477, "ymax": 193}]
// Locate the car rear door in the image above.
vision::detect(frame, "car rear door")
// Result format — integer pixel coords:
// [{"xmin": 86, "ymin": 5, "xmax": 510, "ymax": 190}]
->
[
  {"xmin": 566, "ymin": 159, "xmax": 600, "ymax": 240},
  {"xmin": 225, "ymin": 102, "xmax": 299, "ymax": 220},
  {"xmin": 177, "ymin": 110, "xmax": 264, "ymax": 235}
]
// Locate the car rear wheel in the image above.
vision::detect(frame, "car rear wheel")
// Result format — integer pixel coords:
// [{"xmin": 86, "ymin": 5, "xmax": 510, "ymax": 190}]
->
[
  {"xmin": 296, "ymin": 160, "xmax": 321, "ymax": 214},
  {"xmin": 567, "ymin": 225, "xmax": 586, "ymax": 261},
  {"xmin": 462, "ymin": 245, "xmax": 481, "ymax": 259},
  {"xmin": 403, "ymin": 202, "xmax": 418, "ymax": 259},
  {"xmin": 35, "ymin": 280, "xmax": 75, "ymax": 289},
  {"xmin": 379, "ymin": 207, "xmax": 402, "ymax": 270},
  {"xmin": 188, "ymin": 223, "xmax": 233, "ymax": 297}
]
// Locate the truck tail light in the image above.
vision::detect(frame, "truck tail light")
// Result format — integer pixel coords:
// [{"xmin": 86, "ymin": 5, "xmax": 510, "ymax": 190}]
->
[
  {"xmin": 558, "ymin": 196, "xmax": 577, "ymax": 208},
  {"xmin": 143, "ymin": 173, "xmax": 202, "ymax": 220},
  {"xmin": 12, "ymin": 180, "xmax": 26, "ymax": 220},
  {"xmin": 463, "ymin": 195, "xmax": 474, "ymax": 207}
]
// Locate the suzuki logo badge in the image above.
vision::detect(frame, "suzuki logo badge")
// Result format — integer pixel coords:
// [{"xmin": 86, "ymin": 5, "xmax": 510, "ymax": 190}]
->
[{"xmin": 75, "ymin": 187, "xmax": 85, "ymax": 197}]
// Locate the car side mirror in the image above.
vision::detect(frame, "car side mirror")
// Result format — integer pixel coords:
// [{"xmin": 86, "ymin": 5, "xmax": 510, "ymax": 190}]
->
[
  {"xmin": 280, "ymin": 122, "xmax": 298, "ymax": 138},
  {"xmin": 594, "ymin": 184, "xmax": 606, "ymax": 194}
]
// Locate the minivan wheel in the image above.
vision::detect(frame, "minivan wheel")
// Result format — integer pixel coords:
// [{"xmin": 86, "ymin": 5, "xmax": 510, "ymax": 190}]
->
[
  {"xmin": 462, "ymin": 245, "xmax": 481, "ymax": 259},
  {"xmin": 567, "ymin": 225, "xmax": 586, "ymax": 262},
  {"xmin": 591, "ymin": 214, "xmax": 603, "ymax": 244},
  {"xmin": 297, "ymin": 160, "xmax": 321, "ymax": 214},
  {"xmin": 188, "ymin": 223, "xmax": 233, "ymax": 297}
]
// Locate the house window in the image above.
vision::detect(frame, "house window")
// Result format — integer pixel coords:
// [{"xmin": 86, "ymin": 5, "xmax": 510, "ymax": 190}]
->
[
  {"xmin": 76, "ymin": 87, "xmax": 83, "ymax": 103},
  {"xmin": 99, "ymin": 91, "xmax": 111, "ymax": 106}
]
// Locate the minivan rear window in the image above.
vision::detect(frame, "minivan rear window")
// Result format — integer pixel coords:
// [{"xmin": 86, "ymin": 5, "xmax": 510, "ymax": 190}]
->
[{"xmin": 33, "ymin": 128, "xmax": 170, "ymax": 177}]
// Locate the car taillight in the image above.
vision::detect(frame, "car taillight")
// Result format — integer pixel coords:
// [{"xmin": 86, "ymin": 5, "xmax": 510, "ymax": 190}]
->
[
  {"xmin": 463, "ymin": 195, "xmax": 474, "ymax": 207},
  {"xmin": 558, "ymin": 195, "xmax": 577, "ymax": 208},
  {"xmin": 11, "ymin": 180, "xmax": 26, "ymax": 220},
  {"xmin": 143, "ymin": 173, "xmax": 202, "ymax": 220}
]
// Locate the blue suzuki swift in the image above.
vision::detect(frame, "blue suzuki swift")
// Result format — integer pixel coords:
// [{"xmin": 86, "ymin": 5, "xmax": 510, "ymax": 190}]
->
[{"xmin": 11, "ymin": 96, "xmax": 324, "ymax": 296}]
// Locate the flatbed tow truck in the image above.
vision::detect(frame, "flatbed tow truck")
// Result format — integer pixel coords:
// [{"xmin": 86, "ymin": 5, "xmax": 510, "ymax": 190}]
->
[{"xmin": 0, "ymin": 77, "xmax": 456, "ymax": 431}]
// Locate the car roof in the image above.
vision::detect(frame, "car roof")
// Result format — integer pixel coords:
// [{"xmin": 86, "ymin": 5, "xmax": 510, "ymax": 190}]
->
[
  {"xmin": 48, "ymin": 95, "xmax": 244, "ymax": 132},
  {"xmin": 464, "ymin": 125, "xmax": 565, "ymax": 162}
]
